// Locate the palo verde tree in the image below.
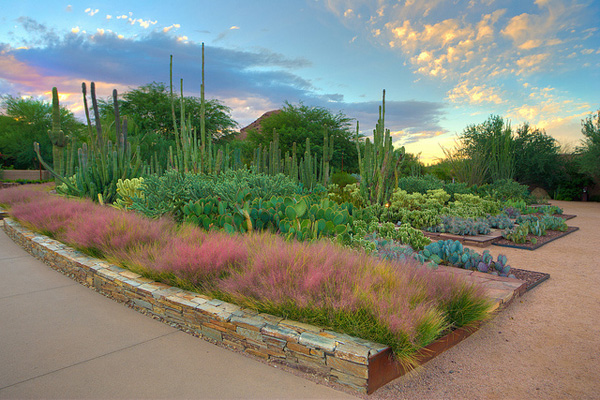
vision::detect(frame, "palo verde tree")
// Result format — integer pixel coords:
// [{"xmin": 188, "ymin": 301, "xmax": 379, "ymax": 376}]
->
[{"xmin": 512, "ymin": 123, "xmax": 563, "ymax": 191}]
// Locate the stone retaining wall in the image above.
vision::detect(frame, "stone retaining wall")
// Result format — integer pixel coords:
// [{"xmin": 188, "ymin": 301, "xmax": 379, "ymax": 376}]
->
[
  {"xmin": 1, "ymin": 170, "xmax": 51, "ymax": 181},
  {"xmin": 3, "ymin": 218, "xmax": 391, "ymax": 393}
]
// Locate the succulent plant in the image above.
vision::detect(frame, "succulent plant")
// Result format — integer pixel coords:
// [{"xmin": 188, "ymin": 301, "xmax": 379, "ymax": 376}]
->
[{"xmin": 417, "ymin": 240, "xmax": 513, "ymax": 277}]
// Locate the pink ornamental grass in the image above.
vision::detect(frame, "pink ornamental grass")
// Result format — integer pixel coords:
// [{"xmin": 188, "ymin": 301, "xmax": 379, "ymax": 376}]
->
[
  {"xmin": 121, "ymin": 229, "xmax": 248, "ymax": 287},
  {"xmin": 1, "ymin": 185, "xmax": 492, "ymax": 356},
  {"xmin": 10, "ymin": 195, "xmax": 97, "ymax": 237}
]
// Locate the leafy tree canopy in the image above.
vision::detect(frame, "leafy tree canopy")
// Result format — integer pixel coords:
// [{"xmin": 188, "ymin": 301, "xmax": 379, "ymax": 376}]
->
[
  {"xmin": 246, "ymin": 102, "xmax": 359, "ymax": 173},
  {"xmin": 0, "ymin": 95, "xmax": 84, "ymax": 169},
  {"xmin": 98, "ymin": 82, "xmax": 237, "ymax": 141},
  {"xmin": 577, "ymin": 110, "xmax": 600, "ymax": 180},
  {"xmin": 513, "ymin": 123, "xmax": 563, "ymax": 190}
]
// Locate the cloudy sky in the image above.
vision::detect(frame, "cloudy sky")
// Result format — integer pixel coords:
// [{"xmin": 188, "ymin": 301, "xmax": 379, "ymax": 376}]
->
[{"xmin": 1, "ymin": 0, "xmax": 598, "ymax": 163}]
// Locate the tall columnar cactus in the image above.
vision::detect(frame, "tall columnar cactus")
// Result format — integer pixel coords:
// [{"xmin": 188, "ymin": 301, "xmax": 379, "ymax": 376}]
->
[
  {"xmin": 321, "ymin": 128, "xmax": 334, "ymax": 186},
  {"xmin": 169, "ymin": 43, "xmax": 230, "ymax": 175},
  {"xmin": 356, "ymin": 90, "xmax": 404, "ymax": 205},
  {"xmin": 47, "ymin": 87, "xmax": 67, "ymax": 180},
  {"xmin": 34, "ymin": 85, "xmax": 142, "ymax": 204}
]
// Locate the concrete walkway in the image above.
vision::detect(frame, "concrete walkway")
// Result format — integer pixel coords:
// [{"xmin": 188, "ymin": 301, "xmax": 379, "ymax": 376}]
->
[{"xmin": 0, "ymin": 224, "xmax": 356, "ymax": 399}]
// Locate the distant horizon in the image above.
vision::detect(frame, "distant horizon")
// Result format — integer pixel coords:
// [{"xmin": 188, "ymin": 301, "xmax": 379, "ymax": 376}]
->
[{"xmin": 1, "ymin": 0, "xmax": 599, "ymax": 164}]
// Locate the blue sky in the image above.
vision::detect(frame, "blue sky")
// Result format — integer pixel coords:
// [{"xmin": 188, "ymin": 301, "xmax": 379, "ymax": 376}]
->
[{"xmin": 1, "ymin": 0, "xmax": 598, "ymax": 163}]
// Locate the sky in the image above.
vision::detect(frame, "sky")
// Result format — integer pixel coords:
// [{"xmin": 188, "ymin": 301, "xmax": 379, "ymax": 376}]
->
[{"xmin": 1, "ymin": 0, "xmax": 599, "ymax": 164}]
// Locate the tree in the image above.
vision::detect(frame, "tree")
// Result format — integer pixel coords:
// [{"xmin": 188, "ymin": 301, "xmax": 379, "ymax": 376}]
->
[
  {"xmin": 460, "ymin": 115, "xmax": 515, "ymax": 183},
  {"xmin": 0, "ymin": 95, "xmax": 84, "ymax": 170},
  {"xmin": 577, "ymin": 110, "xmax": 600, "ymax": 180},
  {"xmin": 99, "ymin": 82, "xmax": 237, "ymax": 139},
  {"xmin": 246, "ymin": 102, "xmax": 359, "ymax": 173},
  {"xmin": 97, "ymin": 82, "xmax": 237, "ymax": 165},
  {"xmin": 513, "ymin": 123, "xmax": 563, "ymax": 191}
]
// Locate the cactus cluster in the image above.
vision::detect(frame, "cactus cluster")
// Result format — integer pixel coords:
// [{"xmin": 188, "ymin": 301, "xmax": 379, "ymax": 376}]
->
[
  {"xmin": 356, "ymin": 90, "xmax": 406, "ymax": 205},
  {"xmin": 540, "ymin": 215, "xmax": 568, "ymax": 231},
  {"xmin": 502, "ymin": 223, "xmax": 536, "ymax": 244},
  {"xmin": 487, "ymin": 213, "xmax": 515, "ymax": 229},
  {"xmin": 182, "ymin": 194, "xmax": 352, "ymax": 241},
  {"xmin": 427, "ymin": 216, "xmax": 491, "ymax": 236},
  {"xmin": 504, "ymin": 213, "xmax": 568, "ymax": 244},
  {"xmin": 352, "ymin": 219, "xmax": 431, "ymax": 251},
  {"xmin": 420, "ymin": 240, "xmax": 514, "ymax": 277},
  {"xmin": 34, "ymin": 83, "xmax": 142, "ymax": 204},
  {"xmin": 113, "ymin": 178, "xmax": 145, "ymax": 210}
]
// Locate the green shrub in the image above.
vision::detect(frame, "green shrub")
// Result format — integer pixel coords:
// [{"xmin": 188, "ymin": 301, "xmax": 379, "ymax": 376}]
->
[
  {"xmin": 330, "ymin": 171, "xmax": 358, "ymax": 187},
  {"xmin": 477, "ymin": 179, "xmax": 533, "ymax": 203},
  {"xmin": 396, "ymin": 175, "xmax": 444, "ymax": 194},
  {"xmin": 131, "ymin": 169, "xmax": 302, "ymax": 221}
]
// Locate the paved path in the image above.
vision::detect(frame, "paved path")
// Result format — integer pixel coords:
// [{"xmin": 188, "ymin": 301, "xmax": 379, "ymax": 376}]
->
[{"xmin": 0, "ymin": 223, "xmax": 356, "ymax": 399}]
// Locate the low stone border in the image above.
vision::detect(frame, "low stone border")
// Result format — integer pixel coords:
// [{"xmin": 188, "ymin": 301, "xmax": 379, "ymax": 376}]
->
[{"xmin": 1, "ymin": 217, "xmax": 524, "ymax": 394}]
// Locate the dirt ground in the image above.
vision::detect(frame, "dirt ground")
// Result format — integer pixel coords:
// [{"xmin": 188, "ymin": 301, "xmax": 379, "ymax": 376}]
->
[{"xmin": 369, "ymin": 200, "xmax": 600, "ymax": 400}]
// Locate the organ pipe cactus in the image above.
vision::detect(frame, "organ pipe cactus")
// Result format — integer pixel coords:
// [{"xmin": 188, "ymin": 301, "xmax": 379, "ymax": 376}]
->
[
  {"xmin": 356, "ymin": 90, "xmax": 405, "ymax": 205},
  {"xmin": 34, "ymin": 85, "xmax": 142, "ymax": 203}
]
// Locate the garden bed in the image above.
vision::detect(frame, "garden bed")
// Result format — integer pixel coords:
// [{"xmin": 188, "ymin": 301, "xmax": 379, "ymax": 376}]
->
[
  {"xmin": 423, "ymin": 229, "xmax": 503, "ymax": 248},
  {"xmin": 493, "ymin": 226, "xmax": 579, "ymax": 250},
  {"xmin": 0, "ymin": 217, "xmax": 527, "ymax": 394},
  {"xmin": 508, "ymin": 267, "xmax": 550, "ymax": 291}
]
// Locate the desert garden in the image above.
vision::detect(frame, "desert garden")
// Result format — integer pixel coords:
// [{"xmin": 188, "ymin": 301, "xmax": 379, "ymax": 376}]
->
[{"xmin": 1, "ymin": 50, "xmax": 599, "ymax": 396}]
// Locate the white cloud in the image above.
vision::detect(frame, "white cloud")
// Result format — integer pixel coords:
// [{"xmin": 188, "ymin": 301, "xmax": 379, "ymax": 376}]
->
[
  {"xmin": 448, "ymin": 81, "xmax": 504, "ymax": 105},
  {"xmin": 163, "ymin": 24, "xmax": 181, "ymax": 33},
  {"xmin": 515, "ymin": 53, "xmax": 550, "ymax": 74},
  {"xmin": 85, "ymin": 8, "xmax": 99, "ymax": 17},
  {"xmin": 106, "ymin": 15, "xmax": 112, "ymax": 20},
  {"xmin": 71, "ymin": 26, "xmax": 80, "ymax": 34},
  {"xmin": 230, "ymin": 26, "xmax": 240, "ymax": 30},
  {"xmin": 128, "ymin": 18, "xmax": 157, "ymax": 29}
]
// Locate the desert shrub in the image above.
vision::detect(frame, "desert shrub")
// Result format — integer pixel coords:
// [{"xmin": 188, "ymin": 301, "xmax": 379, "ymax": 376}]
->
[
  {"xmin": 327, "ymin": 182, "xmax": 367, "ymax": 208},
  {"xmin": 446, "ymin": 193, "xmax": 501, "ymax": 217},
  {"xmin": 477, "ymin": 179, "xmax": 533, "ymax": 203},
  {"xmin": 442, "ymin": 181, "xmax": 475, "ymax": 200},
  {"xmin": 131, "ymin": 169, "xmax": 301, "ymax": 220},
  {"xmin": 396, "ymin": 175, "xmax": 444, "ymax": 194},
  {"xmin": 330, "ymin": 171, "xmax": 358, "ymax": 187}
]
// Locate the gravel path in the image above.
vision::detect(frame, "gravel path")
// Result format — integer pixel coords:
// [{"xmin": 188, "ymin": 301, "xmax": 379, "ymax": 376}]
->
[{"xmin": 369, "ymin": 200, "xmax": 600, "ymax": 400}]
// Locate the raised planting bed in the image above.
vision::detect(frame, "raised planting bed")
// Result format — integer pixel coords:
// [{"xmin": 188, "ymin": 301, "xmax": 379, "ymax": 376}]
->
[
  {"xmin": 493, "ymin": 226, "xmax": 579, "ymax": 250},
  {"xmin": 423, "ymin": 229, "xmax": 503, "ymax": 248},
  {"xmin": 523, "ymin": 211, "xmax": 577, "ymax": 221},
  {"xmin": 1, "ymin": 217, "xmax": 529, "ymax": 394},
  {"xmin": 508, "ymin": 267, "xmax": 550, "ymax": 291}
]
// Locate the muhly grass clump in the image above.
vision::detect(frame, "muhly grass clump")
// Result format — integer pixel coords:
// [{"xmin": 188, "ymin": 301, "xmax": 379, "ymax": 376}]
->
[{"xmin": 0, "ymin": 185, "xmax": 493, "ymax": 365}]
